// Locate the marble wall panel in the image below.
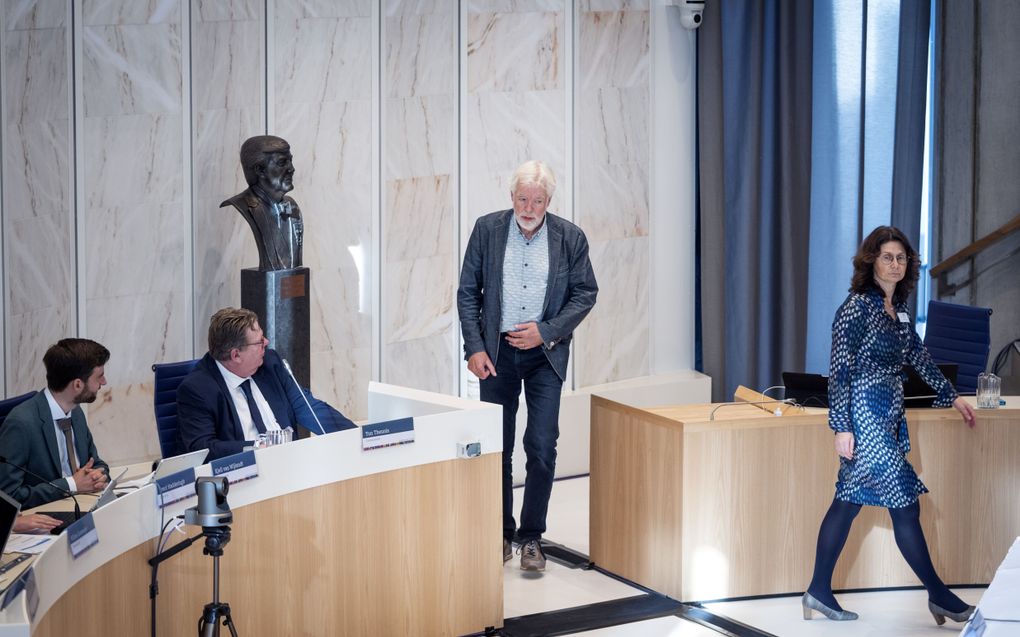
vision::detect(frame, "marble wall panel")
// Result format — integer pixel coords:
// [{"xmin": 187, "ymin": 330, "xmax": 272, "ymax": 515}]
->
[
  {"xmin": 80, "ymin": 0, "xmax": 186, "ymax": 461},
  {"xmin": 573, "ymin": 236, "xmax": 649, "ymax": 385},
  {"xmin": 386, "ymin": 1, "xmax": 448, "ymax": 16},
  {"xmin": 2, "ymin": 13, "xmax": 72, "ymax": 395},
  {"xmin": 275, "ymin": 6, "xmax": 373, "ymax": 417},
  {"xmin": 383, "ymin": 4, "xmax": 457, "ymax": 395},
  {"xmin": 83, "ymin": 0, "xmax": 179, "ymax": 26},
  {"xmin": 194, "ymin": 0, "xmax": 258, "ymax": 22},
  {"xmin": 574, "ymin": 5, "xmax": 650, "ymax": 386},
  {"xmin": 3, "ymin": 0, "xmax": 65, "ymax": 30},
  {"xmin": 86, "ymin": 383, "xmax": 160, "ymax": 464},
  {"xmin": 276, "ymin": 0, "xmax": 371, "ymax": 20},
  {"xmin": 190, "ymin": 3, "xmax": 263, "ymax": 349},
  {"xmin": 386, "ymin": 94, "xmax": 455, "ymax": 179},
  {"xmin": 467, "ymin": 10, "xmax": 561, "ymax": 93},
  {"xmin": 4, "ymin": 215, "xmax": 73, "ymax": 393},
  {"xmin": 275, "ymin": 16, "xmax": 371, "ymax": 104},
  {"xmin": 386, "ymin": 11, "xmax": 455, "ymax": 98}
]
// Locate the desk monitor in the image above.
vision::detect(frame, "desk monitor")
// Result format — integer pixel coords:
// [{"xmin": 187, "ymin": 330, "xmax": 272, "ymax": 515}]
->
[
  {"xmin": 903, "ymin": 363, "xmax": 959, "ymax": 408},
  {"xmin": 782, "ymin": 372, "xmax": 829, "ymax": 408}
]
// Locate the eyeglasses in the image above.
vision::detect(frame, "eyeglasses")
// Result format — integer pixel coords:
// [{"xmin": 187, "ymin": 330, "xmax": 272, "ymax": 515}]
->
[
  {"xmin": 879, "ymin": 254, "xmax": 909, "ymax": 265},
  {"xmin": 240, "ymin": 338, "xmax": 267, "ymax": 349}
]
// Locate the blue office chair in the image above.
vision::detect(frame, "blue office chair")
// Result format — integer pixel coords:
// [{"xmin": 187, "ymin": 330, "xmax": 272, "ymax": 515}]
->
[
  {"xmin": 152, "ymin": 359, "xmax": 199, "ymax": 458},
  {"xmin": 923, "ymin": 300, "xmax": 993, "ymax": 395},
  {"xmin": 0, "ymin": 391, "xmax": 37, "ymax": 428}
]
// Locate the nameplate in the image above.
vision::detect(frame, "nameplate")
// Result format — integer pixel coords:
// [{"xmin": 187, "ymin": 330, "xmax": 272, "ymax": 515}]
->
[
  {"xmin": 1, "ymin": 564, "xmax": 31, "ymax": 611},
  {"xmin": 211, "ymin": 451, "xmax": 258, "ymax": 484},
  {"xmin": 362, "ymin": 417, "xmax": 415, "ymax": 451},
  {"xmin": 280, "ymin": 274, "xmax": 306, "ymax": 299},
  {"xmin": 24, "ymin": 569, "xmax": 39, "ymax": 621},
  {"xmin": 67, "ymin": 513, "xmax": 99, "ymax": 559},
  {"xmin": 155, "ymin": 468, "xmax": 197, "ymax": 508}
]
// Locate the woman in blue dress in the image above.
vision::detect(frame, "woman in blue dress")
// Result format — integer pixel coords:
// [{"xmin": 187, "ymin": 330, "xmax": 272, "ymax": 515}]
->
[{"xmin": 802, "ymin": 226, "xmax": 977, "ymax": 625}]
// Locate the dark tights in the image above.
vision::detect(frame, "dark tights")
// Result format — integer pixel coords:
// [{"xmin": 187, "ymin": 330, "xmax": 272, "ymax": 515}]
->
[{"xmin": 807, "ymin": 499, "xmax": 967, "ymax": 613}]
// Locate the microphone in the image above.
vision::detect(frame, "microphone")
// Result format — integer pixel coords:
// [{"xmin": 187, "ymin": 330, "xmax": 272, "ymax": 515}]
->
[
  {"xmin": 0, "ymin": 455, "xmax": 82, "ymax": 522},
  {"xmin": 281, "ymin": 358, "xmax": 327, "ymax": 436}
]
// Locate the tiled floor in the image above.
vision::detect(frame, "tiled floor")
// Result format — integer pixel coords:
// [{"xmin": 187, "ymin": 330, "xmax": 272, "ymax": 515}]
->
[{"xmin": 502, "ymin": 476, "xmax": 986, "ymax": 637}]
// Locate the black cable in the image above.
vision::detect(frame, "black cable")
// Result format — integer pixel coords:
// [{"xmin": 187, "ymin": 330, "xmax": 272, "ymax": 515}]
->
[{"xmin": 150, "ymin": 514, "xmax": 184, "ymax": 637}]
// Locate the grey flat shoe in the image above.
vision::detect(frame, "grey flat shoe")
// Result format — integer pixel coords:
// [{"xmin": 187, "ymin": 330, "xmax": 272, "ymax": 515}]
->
[
  {"xmin": 802, "ymin": 592, "xmax": 859, "ymax": 621},
  {"xmin": 929, "ymin": 601, "xmax": 975, "ymax": 626}
]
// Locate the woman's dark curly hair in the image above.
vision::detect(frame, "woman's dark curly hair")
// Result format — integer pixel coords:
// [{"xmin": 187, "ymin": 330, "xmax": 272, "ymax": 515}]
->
[{"xmin": 849, "ymin": 225, "xmax": 919, "ymax": 304}]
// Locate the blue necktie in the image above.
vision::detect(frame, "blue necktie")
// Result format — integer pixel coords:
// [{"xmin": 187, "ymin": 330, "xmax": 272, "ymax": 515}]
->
[{"xmin": 240, "ymin": 380, "xmax": 268, "ymax": 435}]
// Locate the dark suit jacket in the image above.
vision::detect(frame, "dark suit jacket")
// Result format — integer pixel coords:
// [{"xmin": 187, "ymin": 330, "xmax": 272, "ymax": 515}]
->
[
  {"xmin": 457, "ymin": 210, "xmax": 598, "ymax": 381},
  {"xmin": 177, "ymin": 349, "xmax": 356, "ymax": 461},
  {"xmin": 0, "ymin": 391, "xmax": 108, "ymax": 508},
  {"xmin": 221, "ymin": 188, "xmax": 303, "ymax": 271}
]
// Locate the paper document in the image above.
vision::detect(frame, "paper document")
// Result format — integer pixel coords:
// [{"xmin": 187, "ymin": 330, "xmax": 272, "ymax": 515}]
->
[{"xmin": 5, "ymin": 534, "xmax": 56, "ymax": 555}]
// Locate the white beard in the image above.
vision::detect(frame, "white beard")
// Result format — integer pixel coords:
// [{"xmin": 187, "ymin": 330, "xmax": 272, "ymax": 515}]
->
[{"xmin": 515, "ymin": 213, "xmax": 543, "ymax": 233}]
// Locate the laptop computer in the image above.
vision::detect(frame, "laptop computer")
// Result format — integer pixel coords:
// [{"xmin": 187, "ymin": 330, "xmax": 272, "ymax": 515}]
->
[
  {"xmin": 0, "ymin": 489, "xmax": 34, "ymax": 593},
  {"xmin": 121, "ymin": 449, "xmax": 209, "ymax": 490},
  {"xmin": 903, "ymin": 363, "xmax": 959, "ymax": 408},
  {"xmin": 782, "ymin": 372, "xmax": 830, "ymax": 408},
  {"xmin": 40, "ymin": 467, "xmax": 128, "ymax": 534},
  {"xmin": 783, "ymin": 364, "xmax": 960, "ymax": 410}
]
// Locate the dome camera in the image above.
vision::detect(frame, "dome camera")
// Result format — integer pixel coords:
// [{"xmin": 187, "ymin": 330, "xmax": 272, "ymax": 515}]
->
[{"xmin": 675, "ymin": 0, "xmax": 705, "ymax": 30}]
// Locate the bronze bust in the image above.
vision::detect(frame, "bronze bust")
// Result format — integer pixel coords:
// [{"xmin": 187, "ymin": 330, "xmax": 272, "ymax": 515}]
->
[{"xmin": 222, "ymin": 135, "xmax": 304, "ymax": 271}]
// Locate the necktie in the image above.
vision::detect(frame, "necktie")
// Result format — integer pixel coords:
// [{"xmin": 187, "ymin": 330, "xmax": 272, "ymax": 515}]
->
[
  {"xmin": 57, "ymin": 417, "xmax": 78, "ymax": 474},
  {"xmin": 240, "ymin": 379, "xmax": 268, "ymax": 435}
]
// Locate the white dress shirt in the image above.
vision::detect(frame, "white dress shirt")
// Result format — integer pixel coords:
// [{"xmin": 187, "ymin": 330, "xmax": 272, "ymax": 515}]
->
[
  {"xmin": 214, "ymin": 361, "xmax": 282, "ymax": 441},
  {"xmin": 43, "ymin": 388, "xmax": 79, "ymax": 493}
]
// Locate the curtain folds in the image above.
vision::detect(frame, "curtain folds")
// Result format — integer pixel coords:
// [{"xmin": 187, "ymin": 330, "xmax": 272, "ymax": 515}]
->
[
  {"xmin": 698, "ymin": 0, "xmax": 814, "ymax": 401},
  {"xmin": 697, "ymin": 0, "xmax": 932, "ymax": 401}
]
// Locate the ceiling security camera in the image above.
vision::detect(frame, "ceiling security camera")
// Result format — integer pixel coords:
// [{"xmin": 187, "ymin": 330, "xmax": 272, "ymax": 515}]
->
[{"xmin": 674, "ymin": 0, "xmax": 705, "ymax": 30}]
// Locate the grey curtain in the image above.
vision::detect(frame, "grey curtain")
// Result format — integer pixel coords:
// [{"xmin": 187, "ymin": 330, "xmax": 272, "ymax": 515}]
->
[
  {"xmin": 697, "ymin": 0, "xmax": 815, "ymax": 402},
  {"xmin": 699, "ymin": 0, "xmax": 934, "ymax": 401}
]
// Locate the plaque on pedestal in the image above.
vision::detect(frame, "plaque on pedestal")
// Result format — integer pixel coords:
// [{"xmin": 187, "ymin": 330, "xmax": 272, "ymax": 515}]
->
[{"xmin": 241, "ymin": 267, "xmax": 310, "ymax": 390}]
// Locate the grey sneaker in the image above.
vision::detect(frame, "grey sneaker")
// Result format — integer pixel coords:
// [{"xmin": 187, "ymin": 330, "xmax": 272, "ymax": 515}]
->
[
  {"xmin": 503, "ymin": 539, "xmax": 512, "ymax": 563},
  {"xmin": 519, "ymin": 539, "xmax": 546, "ymax": 571}
]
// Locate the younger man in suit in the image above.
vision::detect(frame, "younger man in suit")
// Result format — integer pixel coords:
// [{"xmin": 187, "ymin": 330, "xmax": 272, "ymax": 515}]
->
[
  {"xmin": 0, "ymin": 339, "xmax": 111, "ymax": 508},
  {"xmin": 177, "ymin": 307, "xmax": 356, "ymax": 461}
]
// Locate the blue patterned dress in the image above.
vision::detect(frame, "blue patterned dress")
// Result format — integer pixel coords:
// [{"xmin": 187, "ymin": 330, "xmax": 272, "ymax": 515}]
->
[{"xmin": 828, "ymin": 290, "xmax": 957, "ymax": 508}]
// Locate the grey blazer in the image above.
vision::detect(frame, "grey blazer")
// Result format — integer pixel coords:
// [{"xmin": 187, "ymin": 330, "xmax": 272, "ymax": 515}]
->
[
  {"xmin": 457, "ymin": 210, "xmax": 598, "ymax": 381},
  {"xmin": 0, "ymin": 391, "xmax": 108, "ymax": 508}
]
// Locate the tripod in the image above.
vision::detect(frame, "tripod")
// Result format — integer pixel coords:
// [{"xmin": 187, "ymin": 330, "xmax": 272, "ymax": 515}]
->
[{"xmin": 198, "ymin": 527, "xmax": 238, "ymax": 637}]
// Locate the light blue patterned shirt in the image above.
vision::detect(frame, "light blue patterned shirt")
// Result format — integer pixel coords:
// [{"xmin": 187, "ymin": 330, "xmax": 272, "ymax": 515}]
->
[{"xmin": 500, "ymin": 218, "xmax": 549, "ymax": 333}]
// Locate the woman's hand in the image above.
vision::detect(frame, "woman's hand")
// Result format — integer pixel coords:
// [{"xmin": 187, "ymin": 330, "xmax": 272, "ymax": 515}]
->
[
  {"xmin": 834, "ymin": 432, "xmax": 855, "ymax": 459},
  {"xmin": 953, "ymin": 396, "xmax": 976, "ymax": 429}
]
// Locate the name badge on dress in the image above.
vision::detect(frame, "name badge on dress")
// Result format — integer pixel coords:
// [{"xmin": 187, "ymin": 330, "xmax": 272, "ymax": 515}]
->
[{"xmin": 897, "ymin": 312, "xmax": 909, "ymax": 323}]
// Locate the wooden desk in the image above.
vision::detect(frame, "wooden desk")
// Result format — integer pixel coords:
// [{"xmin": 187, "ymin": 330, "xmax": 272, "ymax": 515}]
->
[
  {"xmin": 1, "ymin": 383, "xmax": 503, "ymax": 637},
  {"xmin": 590, "ymin": 395, "xmax": 1020, "ymax": 601}
]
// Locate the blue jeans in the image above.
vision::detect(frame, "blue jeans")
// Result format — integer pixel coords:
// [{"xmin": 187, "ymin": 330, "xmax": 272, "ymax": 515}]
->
[{"xmin": 480, "ymin": 340, "xmax": 563, "ymax": 543}]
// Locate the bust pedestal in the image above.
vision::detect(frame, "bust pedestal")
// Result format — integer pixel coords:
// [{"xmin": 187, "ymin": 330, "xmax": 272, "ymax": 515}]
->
[{"xmin": 241, "ymin": 268, "xmax": 311, "ymax": 434}]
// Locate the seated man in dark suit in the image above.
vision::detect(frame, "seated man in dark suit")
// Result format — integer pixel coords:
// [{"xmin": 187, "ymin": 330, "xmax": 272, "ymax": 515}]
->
[
  {"xmin": 0, "ymin": 339, "xmax": 111, "ymax": 508},
  {"xmin": 177, "ymin": 307, "xmax": 356, "ymax": 461}
]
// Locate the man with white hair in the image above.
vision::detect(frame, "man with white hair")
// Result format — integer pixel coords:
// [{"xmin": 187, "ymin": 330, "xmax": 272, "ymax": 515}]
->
[{"xmin": 458, "ymin": 160, "xmax": 598, "ymax": 571}]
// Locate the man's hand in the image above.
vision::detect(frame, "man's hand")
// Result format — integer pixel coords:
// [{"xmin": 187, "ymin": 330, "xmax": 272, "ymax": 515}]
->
[
  {"xmin": 505, "ymin": 322, "xmax": 544, "ymax": 350},
  {"xmin": 13, "ymin": 513, "xmax": 61, "ymax": 534},
  {"xmin": 834, "ymin": 432, "xmax": 855, "ymax": 460},
  {"xmin": 72, "ymin": 458, "xmax": 108, "ymax": 493},
  {"xmin": 467, "ymin": 351, "xmax": 497, "ymax": 380},
  {"xmin": 953, "ymin": 396, "xmax": 977, "ymax": 428}
]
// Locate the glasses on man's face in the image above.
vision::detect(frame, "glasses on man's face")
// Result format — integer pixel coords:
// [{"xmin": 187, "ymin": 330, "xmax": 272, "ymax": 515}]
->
[
  {"xmin": 241, "ymin": 338, "xmax": 267, "ymax": 349},
  {"xmin": 879, "ymin": 253, "xmax": 909, "ymax": 265}
]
